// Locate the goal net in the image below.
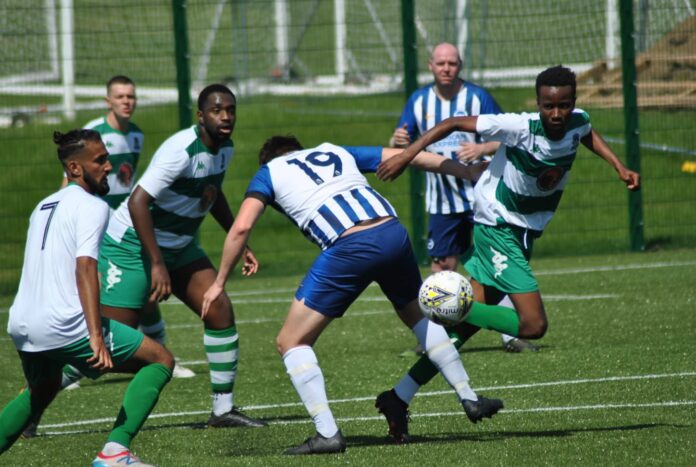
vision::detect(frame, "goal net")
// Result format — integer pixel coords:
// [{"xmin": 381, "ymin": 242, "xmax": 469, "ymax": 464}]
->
[{"xmin": 0, "ymin": 0, "xmax": 693, "ymax": 118}]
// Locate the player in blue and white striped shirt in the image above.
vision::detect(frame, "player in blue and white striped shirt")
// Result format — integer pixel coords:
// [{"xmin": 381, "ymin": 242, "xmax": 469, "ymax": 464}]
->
[
  {"xmin": 391, "ymin": 43, "xmax": 534, "ymax": 353},
  {"xmin": 391, "ymin": 43, "xmax": 502, "ymax": 270},
  {"xmin": 201, "ymin": 136, "xmax": 504, "ymax": 453}
]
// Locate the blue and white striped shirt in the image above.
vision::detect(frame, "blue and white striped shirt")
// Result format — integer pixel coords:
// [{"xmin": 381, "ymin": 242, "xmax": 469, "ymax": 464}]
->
[
  {"xmin": 246, "ymin": 143, "xmax": 396, "ymax": 250},
  {"xmin": 397, "ymin": 79, "xmax": 501, "ymax": 215}
]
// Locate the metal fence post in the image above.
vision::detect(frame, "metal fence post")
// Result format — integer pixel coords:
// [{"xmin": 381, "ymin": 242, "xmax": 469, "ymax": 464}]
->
[
  {"xmin": 172, "ymin": 0, "xmax": 192, "ymax": 129},
  {"xmin": 401, "ymin": 0, "xmax": 427, "ymax": 265},
  {"xmin": 619, "ymin": 0, "xmax": 645, "ymax": 251}
]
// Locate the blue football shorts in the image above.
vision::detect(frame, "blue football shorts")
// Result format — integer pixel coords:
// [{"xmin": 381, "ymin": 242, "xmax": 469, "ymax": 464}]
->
[
  {"xmin": 427, "ymin": 211, "xmax": 474, "ymax": 260},
  {"xmin": 295, "ymin": 218, "xmax": 422, "ymax": 318}
]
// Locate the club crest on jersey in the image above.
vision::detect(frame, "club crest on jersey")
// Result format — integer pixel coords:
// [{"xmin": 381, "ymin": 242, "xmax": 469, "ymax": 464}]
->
[
  {"xmin": 536, "ymin": 166, "xmax": 565, "ymax": 191},
  {"xmin": 117, "ymin": 161, "xmax": 134, "ymax": 187},
  {"xmin": 199, "ymin": 185, "xmax": 218, "ymax": 212},
  {"xmin": 133, "ymin": 137, "xmax": 141, "ymax": 151}
]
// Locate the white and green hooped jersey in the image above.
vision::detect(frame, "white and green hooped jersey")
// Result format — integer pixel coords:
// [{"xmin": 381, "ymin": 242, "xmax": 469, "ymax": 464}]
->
[
  {"xmin": 107, "ymin": 125, "xmax": 233, "ymax": 249},
  {"xmin": 473, "ymin": 110, "xmax": 592, "ymax": 232},
  {"xmin": 84, "ymin": 116, "xmax": 143, "ymax": 210}
]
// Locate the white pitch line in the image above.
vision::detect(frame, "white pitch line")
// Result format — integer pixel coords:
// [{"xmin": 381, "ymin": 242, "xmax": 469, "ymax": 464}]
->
[
  {"xmin": 164, "ymin": 293, "xmax": 617, "ymax": 308},
  {"xmin": 534, "ymin": 260, "xmax": 696, "ymax": 276},
  {"xmin": 160, "ymin": 293, "xmax": 618, "ymax": 331},
  {"xmin": 1, "ymin": 259, "xmax": 694, "ymax": 314},
  {"xmin": 40, "ymin": 400, "xmax": 696, "ymax": 437},
  {"xmin": 35, "ymin": 371, "xmax": 696, "ymax": 432}
]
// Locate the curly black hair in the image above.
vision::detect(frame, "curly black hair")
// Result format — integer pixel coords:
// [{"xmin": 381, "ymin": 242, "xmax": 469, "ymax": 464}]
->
[{"xmin": 535, "ymin": 65, "xmax": 576, "ymax": 98}]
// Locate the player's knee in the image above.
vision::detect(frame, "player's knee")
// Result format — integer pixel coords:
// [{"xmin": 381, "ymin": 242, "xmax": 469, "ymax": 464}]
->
[
  {"xmin": 276, "ymin": 334, "xmax": 293, "ymax": 356},
  {"xmin": 202, "ymin": 298, "xmax": 234, "ymax": 329},
  {"xmin": 145, "ymin": 340, "xmax": 175, "ymax": 370},
  {"xmin": 159, "ymin": 346, "xmax": 175, "ymax": 370},
  {"xmin": 520, "ymin": 316, "xmax": 547, "ymax": 339}
]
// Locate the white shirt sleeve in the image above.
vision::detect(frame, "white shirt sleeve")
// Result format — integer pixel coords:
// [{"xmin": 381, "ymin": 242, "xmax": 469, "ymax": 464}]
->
[
  {"xmin": 74, "ymin": 196, "xmax": 109, "ymax": 259},
  {"xmin": 137, "ymin": 148, "xmax": 189, "ymax": 200},
  {"xmin": 476, "ymin": 113, "xmax": 528, "ymax": 147}
]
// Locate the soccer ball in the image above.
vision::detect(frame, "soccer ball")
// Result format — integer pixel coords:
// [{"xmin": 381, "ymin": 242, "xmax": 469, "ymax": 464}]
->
[{"xmin": 418, "ymin": 271, "xmax": 474, "ymax": 326}]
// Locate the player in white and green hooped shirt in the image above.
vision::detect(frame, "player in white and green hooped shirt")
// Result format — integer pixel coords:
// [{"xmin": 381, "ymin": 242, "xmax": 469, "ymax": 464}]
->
[
  {"xmin": 98, "ymin": 84, "xmax": 266, "ymax": 428},
  {"xmin": 52, "ymin": 77, "xmax": 191, "ymax": 405},
  {"xmin": 373, "ymin": 66, "xmax": 640, "ymax": 442},
  {"xmin": 84, "ymin": 77, "xmax": 193, "ymax": 379},
  {"xmin": 83, "ymin": 77, "xmax": 143, "ymax": 211}
]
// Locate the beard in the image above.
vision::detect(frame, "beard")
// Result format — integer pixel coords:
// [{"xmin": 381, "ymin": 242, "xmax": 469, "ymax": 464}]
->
[{"xmin": 84, "ymin": 170, "xmax": 110, "ymax": 196}]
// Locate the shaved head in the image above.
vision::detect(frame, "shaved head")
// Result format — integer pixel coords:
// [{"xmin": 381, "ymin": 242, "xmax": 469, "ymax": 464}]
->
[{"xmin": 430, "ymin": 43, "xmax": 461, "ymax": 66}]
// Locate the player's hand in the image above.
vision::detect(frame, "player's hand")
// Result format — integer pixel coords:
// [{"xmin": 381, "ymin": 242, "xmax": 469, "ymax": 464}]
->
[
  {"xmin": 456, "ymin": 142, "xmax": 486, "ymax": 162},
  {"xmin": 377, "ymin": 146, "xmax": 418, "ymax": 181},
  {"xmin": 201, "ymin": 283, "xmax": 224, "ymax": 320},
  {"xmin": 86, "ymin": 335, "xmax": 113, "ymax": 372},
  {"xmin": 390, "ymin": 124, "xmax": 411, "ymax": 148},
  {"xmin": 241, "ymin": 247, "xmax": 259, "ymax": 276},
  {"xmin": 619, "ymin": 168, "xmax": 640, "ymax": 191},
  {"xmin": 149, "ymin": 263, "xmax": 172, "ymax": 302}
]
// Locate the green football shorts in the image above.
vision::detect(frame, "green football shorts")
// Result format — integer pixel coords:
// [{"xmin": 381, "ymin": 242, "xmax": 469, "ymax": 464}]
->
[
  {"xmin": 99, "ymin": 227, "xmax": 207, "ymax": 309},
  {"xmin": 464, "ymin": 223, "xmax": 539, "ymax": 294},
  {"xmin": 19, "ymin": 318, "xmax": 144, "ymax": 386}
]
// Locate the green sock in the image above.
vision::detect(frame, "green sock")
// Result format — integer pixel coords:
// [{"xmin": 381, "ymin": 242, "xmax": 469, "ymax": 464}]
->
[
  {"xmin": 0, "ymin": 389, "xmax": 32, "ymax": 453},
  {"xmin": 407, "ymin": 324, "xmax": 478, "ymax": 386},
  {"xmin": 139, "ymin": 306, "xmax": 166, "ymax": 345},
  {"xmin": 464, "ymin": 302, "xmax": 520, "ymax": 336},
  {"xmin": 107, "ymin": 363, "xmax": 172, "ymax": 448}
]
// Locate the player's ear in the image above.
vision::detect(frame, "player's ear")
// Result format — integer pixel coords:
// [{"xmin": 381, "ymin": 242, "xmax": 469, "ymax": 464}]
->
[
  {"xmin": 196, "ymin": 109, "xmax": 204, "ymax": 124},
  {"xmin": 66, "ymin": 159, "xmax": 82, "ymax": 178}
]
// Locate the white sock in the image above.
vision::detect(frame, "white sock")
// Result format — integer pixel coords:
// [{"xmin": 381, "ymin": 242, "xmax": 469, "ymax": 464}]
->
[
  {"xmin": 497, "ymin": 295, "xmax": 517, "ymax": 343},
  {"xmin": 101, "ymin": 441, "xmax": 128, "ymax": 456},
  {"xmin": 498, "ymin": 295, "xmax": 514, "ymax": 308},
  {"xmin": 283, "ymin": 345, "xmax": 339, "ymax": 438},
  {"xmin": 412, "ymin": 318, "xmax": 478, "ymax": 401},
  {"xmin": 393, "ymin": 374, "xmax": 421, "ymax": 405},
  {"xmin": 139, "ymin": 320, "xmax": 166, "ymax": 345},
  {"xmin": 212, "ymin": 392, "xmax": 233, "ymax": 416}
]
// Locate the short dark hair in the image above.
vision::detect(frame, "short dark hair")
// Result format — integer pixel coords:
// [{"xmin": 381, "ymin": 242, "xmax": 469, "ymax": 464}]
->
[
  {"xmin": 198, "ymin": 84, "xmax": 235, "ymax": 110},
  {"xmin": 258, "ymin": 135, "xmax": 304, "ymax": 165},
  {"xmin": 535, "ymin": 65, "xmax": 576, "ymax": 98},
  {"xmin": 53, "ymin": 129, "xmax": 102, "ymax": 163},
  {"xmin": 107, "ymin": 75, "xmax": 135, "ymax": 93}
]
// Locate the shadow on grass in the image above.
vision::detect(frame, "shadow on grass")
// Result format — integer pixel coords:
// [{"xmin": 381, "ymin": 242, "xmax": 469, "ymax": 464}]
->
[
  {"xmin": 399, "ymin": 344, "xmax": 549, "ymax": 359},
  {"xmin": 219, "ymin": 423, "xmax": 684, "ymax": 457},
  {"xmin": 347, "ymin": 422, "xmax": 684, "ymax": 447}
]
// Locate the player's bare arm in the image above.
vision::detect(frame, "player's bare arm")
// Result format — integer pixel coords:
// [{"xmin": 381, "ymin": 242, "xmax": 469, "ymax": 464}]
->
[
  {"xmin": 581, "ymin": 128, "xmax": 640, "ymax": 191},
  {"xmin": 202, "ymin": 197, "xmax": 266, "ymax": 318},
  {"xmin": 209, "ymin": 191, "xmax": 259, "ymax": 276},
  {"xmin": 128, "ymin": 186, "xmax": 171, "ymax": 302},
  {"xmin": 381, "ymin": 148, "xmax": 486, "ymax": 181},
  {"xmin": 76, "ymin": 256, "xmax": 113, "ymax": 371},
  {"xmin": 377, "ymin": 116, "xmax": 479, "ymax": 181},
  {"xmin": 456, "ymin": 141, "xmax": 500, "ymax": 162}
]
